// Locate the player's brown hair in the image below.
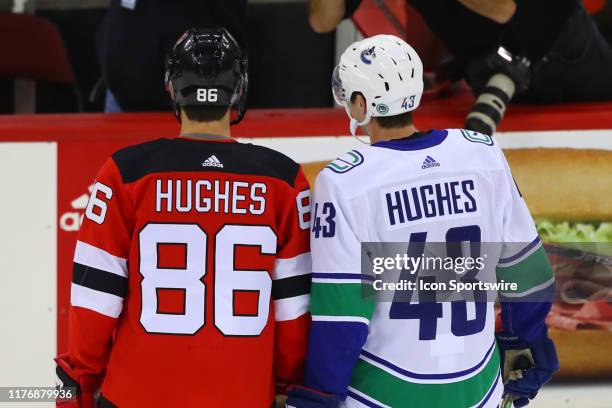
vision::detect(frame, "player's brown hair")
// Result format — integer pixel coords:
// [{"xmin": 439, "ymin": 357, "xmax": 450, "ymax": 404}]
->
[
  {"xmin": 182, "ymin": 105, "xmax": 229, "ymax": 122},
  {"xmin": 350, "ymin": 92, "xmax": 413, "ymax": 129}
]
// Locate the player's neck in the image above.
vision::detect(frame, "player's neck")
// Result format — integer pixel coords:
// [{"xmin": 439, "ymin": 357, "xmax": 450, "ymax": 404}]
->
[
  {"xmin": 368, "ymin": 123, "xmax": 419, "ymax": 144},
  {"xmin": 180, "ymin": 113, "xmax": 232, "ymax": 139}
]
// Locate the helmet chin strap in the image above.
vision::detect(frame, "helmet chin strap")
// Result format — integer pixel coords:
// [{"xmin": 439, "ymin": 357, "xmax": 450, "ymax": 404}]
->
[{"xmin": 346, "ymin": 105, "xmax": 371, "ymax": 145}]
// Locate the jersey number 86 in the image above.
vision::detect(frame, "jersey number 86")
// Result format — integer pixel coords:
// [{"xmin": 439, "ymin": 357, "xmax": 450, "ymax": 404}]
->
[{"xmin": 139, "ymin": 223, "xmax": 275, "ymax": 337}]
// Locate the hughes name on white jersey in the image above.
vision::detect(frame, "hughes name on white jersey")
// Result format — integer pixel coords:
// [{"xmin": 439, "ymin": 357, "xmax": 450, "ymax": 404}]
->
[{"xmin": 304, "ymin": 129, "xmax": 553, "ymax": 408}]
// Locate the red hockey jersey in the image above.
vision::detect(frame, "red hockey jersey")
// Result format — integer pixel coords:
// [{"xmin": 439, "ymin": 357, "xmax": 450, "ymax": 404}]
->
[{"xmin": 62, "ymin": 137, "xmax": 311, "ymax": 407}]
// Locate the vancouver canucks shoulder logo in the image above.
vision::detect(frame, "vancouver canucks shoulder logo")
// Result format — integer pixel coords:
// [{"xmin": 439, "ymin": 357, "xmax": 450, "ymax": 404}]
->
[
  {"xmin": 460, "ymin": 129, "xmax": 494, "ymax": 146},
  {"xmin": 326, "ymin": 150, "xmax": 365, "ymax": 174}
]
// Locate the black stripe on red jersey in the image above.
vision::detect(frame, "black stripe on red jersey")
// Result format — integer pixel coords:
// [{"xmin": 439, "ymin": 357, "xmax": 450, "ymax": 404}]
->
[
  {"xmin": 72, "ymin": 263, "xmax": 128, "ymax": 298},
  {"xmin": 112, "ymin": 138, "xmax": 300, "ymax": 186},
  {"xmin": 98, "ymin": 394, "xmax": 117, "ymax": 408},
  {"xmin": 272, "ymin": 273, "xmax": 311, "ymax": 300},
  {"xmin": 55, "ymin": 365, "xmax": 80, "ymax": 395}
]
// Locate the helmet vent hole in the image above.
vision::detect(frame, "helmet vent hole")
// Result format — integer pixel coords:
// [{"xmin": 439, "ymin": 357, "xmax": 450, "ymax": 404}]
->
[
  {"xmin": 384, "ymin": 82, "xmax": 390, "ymax": 91},
  {"xmin": 407, "ymin": 52, "xmax": 412, "ymax": 61},
  {"xmin": 375, "ymin": 96, "xmax": 382, "ymax": 99},
  {"xmin": 371, "ymin": 103, "xmax": 376, "ymax": 107},
  {"xmin": 391, "ymin": 58, "xmax": 397, "ymax": 65},
  {"xmin": 378, "ymin": 74, "xmax": 384, "ymax": 79},
  {"xmin": 398, "ymin": 72, "xmax": 403, "ymax": 81},
  {"xmin": 354, "ymin": 65, "xmax": 358, "ymax": 68},
  {"xmin": 411, "ymin": 68, "xmax": 414, "ymax": 78}
]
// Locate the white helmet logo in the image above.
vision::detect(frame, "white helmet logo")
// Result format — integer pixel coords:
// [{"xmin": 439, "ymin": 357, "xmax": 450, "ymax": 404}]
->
[
  {"xmin": 376, "ymin": 104, "xmax": 389, "ymax": 115},
  {"xmin": 360, "ymin": 46, "xmax": 376, "ymax": 65}
]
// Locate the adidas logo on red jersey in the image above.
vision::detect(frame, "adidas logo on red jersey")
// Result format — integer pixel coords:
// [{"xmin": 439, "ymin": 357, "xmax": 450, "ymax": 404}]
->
[{"xmin": 202, "ymin": 155, "xmax": 224, "ymax": 168}]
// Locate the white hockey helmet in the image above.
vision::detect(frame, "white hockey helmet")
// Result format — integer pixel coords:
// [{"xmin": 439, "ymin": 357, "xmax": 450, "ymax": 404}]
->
[{"xmin": 332, "ymin": 35, "xmax": 424, "ymax": 137}]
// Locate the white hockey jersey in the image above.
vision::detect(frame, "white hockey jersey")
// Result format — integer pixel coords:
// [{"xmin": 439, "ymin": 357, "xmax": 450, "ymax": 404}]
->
[{"xmin": 304, "ymin": 129, "xmax": 554, "ymax": 408}]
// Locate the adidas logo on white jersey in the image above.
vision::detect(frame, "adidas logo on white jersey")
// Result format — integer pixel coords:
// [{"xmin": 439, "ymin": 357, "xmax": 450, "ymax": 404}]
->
[
  {"xmin": 421, "ymin": 155, "xmax": 440, "ymax": 169},
  {"xmin": 202, "ymin": 155, "xmax": 224, "ymax": 168}
]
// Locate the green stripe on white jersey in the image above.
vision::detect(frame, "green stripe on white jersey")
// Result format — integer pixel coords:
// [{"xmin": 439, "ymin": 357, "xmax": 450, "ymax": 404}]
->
[{"xmin": 348, "ymin": 343, "xmax": 501, "ymax": 408}]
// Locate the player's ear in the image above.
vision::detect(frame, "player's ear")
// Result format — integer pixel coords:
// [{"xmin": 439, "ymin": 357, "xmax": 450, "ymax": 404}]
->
[
  {"xmin": 358, "ymin": 93, "xmax": 367, "ymax": 117},
  {"xmin": 348, "ymin": 92, "xmax": 367, "ymax": 122}
]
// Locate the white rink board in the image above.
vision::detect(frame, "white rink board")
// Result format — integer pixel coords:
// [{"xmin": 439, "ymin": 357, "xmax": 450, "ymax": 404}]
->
[
  {"xmin": 537, "ymin": 384, "xmax": 612, "ymax": 408},
  {"xmin": 238, "ymin": 129, "xmax": 612, "ymax": 163},
  {"xmin": 0, "ymin": 142, "xmax": 57, "ymax": 408}
]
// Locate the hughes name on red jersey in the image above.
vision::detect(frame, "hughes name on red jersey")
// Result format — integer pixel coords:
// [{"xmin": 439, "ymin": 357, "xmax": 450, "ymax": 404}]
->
[{"xmin": 57, "ymin": 137, "xmax": 312, "ymax": 408}]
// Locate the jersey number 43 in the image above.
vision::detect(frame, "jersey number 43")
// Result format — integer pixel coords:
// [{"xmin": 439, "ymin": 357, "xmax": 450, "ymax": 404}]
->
[{"xmin": 389, "ymin": 225, "xmax": 487, "ymax": 341}]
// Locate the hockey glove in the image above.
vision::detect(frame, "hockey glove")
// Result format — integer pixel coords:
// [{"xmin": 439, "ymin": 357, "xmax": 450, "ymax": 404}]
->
[
  {"xmin": 496, "ymin": 331, "xmax": 559, "ymax": 407},
  {"xmin": 55, "ymin": 354, "xmax": 100, "ymax": 408},
  {"xmin": 286, "ymin": 385, "xmax": 340, "ymax": 408}
]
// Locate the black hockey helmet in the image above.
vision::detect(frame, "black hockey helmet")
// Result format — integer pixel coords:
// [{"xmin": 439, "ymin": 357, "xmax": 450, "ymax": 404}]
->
[{"xmin": 165, "ymin": 27, "xmax": 248, "ymax": 124}]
